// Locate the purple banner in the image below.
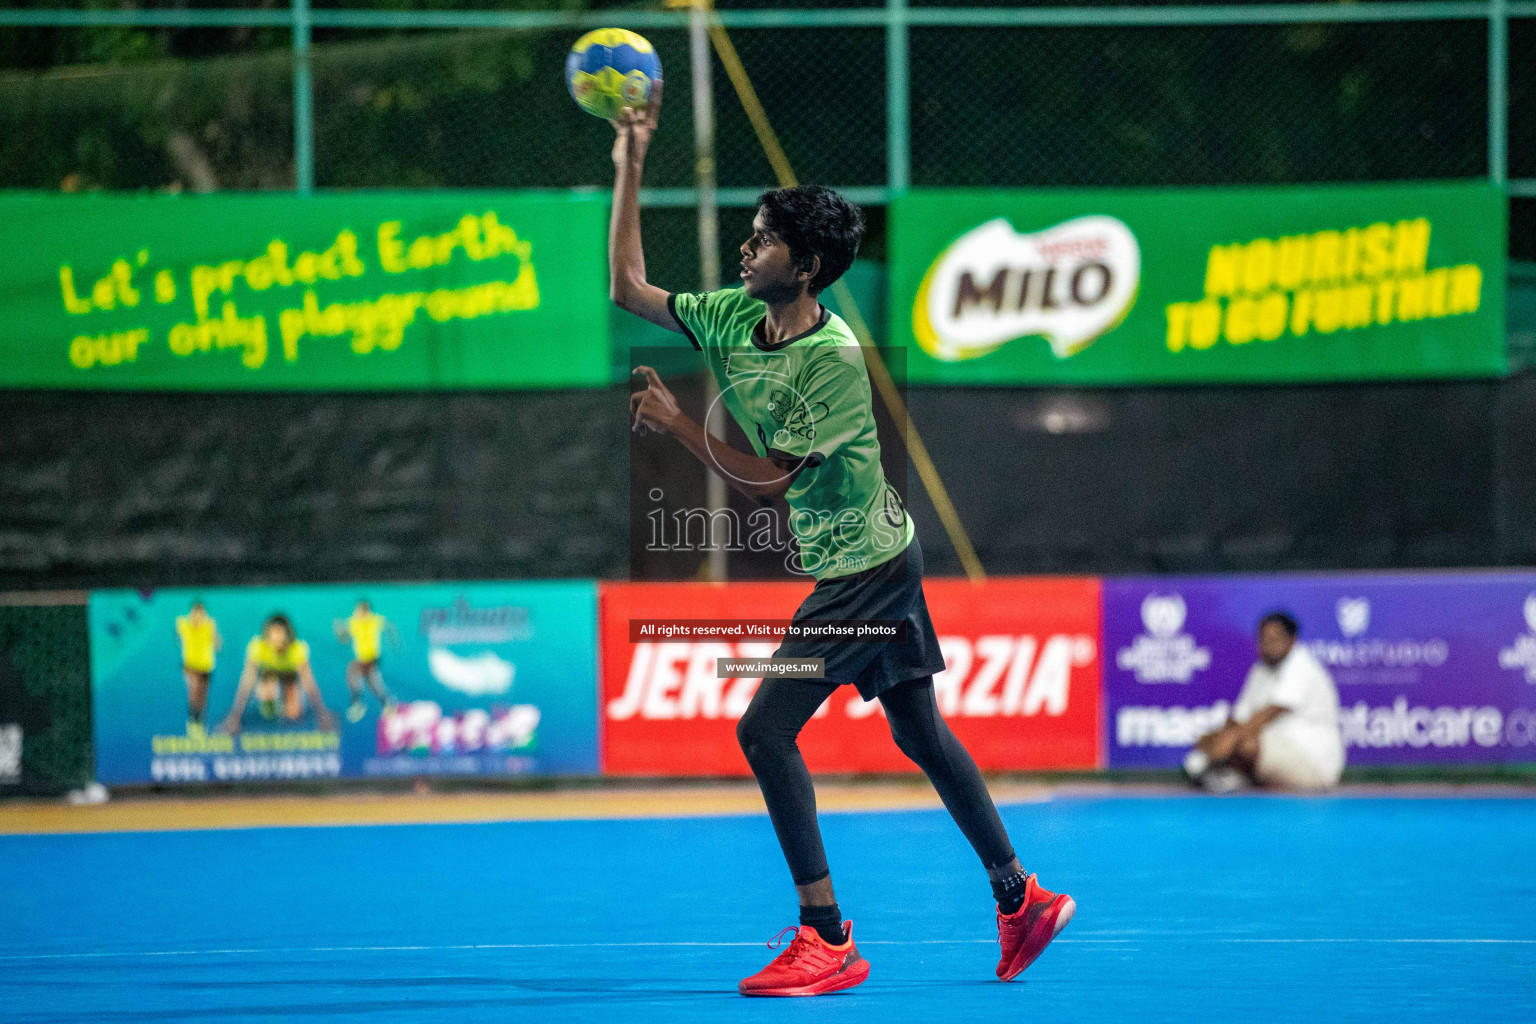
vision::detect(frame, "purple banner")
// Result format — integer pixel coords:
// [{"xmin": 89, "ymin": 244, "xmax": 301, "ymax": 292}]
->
[{"xmin": 1104, "ymin": 573, "xmax": 1536, "ymax": 768}]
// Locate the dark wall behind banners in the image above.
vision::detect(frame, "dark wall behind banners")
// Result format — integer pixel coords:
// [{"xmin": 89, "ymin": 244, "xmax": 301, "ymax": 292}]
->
[
  {"xmin": 903, "ymin": 373, "xmax": 1536, "ymax": 577},
  {"xmin": 2, "ymin": 375, "xmax": 1534, "ymax": 590},
  {"xmin": 0, "ymin": 389, "xmax": 630, "ymax": 590}
]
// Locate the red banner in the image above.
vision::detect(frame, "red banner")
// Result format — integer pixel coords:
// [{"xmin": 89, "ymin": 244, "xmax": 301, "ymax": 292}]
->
[{"xmin": 599, "ymin": 577, "xmax": 1102, "ymax": 775}]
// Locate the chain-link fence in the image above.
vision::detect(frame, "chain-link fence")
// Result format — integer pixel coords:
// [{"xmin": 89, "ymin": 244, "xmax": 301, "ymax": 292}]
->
[
  {"xmin": 912, "ymin": 21, "xmax": 1489, "ymax": 187},
  {"xmin": 0, "ymin": 601, "xmax": 92, "ymax": 793},
  {"xmin": 1512, "ymin": 17, "xmax": 1535, "ymax": 182},
  {"xmin": 0, "ymin": 3, "xmax": 1530, "ymax": 271},
  {"xmin": 0, "ymin": 37, "xmax": 293, "ymax": 191}
]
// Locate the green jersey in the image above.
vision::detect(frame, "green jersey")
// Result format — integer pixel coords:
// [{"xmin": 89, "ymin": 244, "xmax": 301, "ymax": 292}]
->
[{"xmin": 669, "ymin": 287, "xmax": 914, "ymax": 579}]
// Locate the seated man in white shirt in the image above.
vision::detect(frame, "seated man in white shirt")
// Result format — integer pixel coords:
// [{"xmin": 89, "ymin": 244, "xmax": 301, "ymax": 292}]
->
[{"xmin": 1184, "ymin": 612, "xmax": 1345, "ymax": 793}]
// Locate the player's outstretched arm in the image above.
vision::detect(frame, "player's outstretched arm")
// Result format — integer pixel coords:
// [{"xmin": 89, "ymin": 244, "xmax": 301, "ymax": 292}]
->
[
  {"xmin": 220, "ymin": 661, "xmax": 259, "ymax": 734},
  {"xmin": 298, "ymin": 664, "xmax": 337, "ymax": 732},
  {"xmin": 609, "ymin": 82, "xmax": 681, "ymax": 332},
  {"xmin": 631, "ymin": 366, "xmax": 801, "ymax": 501}
]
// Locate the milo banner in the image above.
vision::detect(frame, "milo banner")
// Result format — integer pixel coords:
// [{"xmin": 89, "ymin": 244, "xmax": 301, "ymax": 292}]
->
[
  {"xmin": 89, "ymin": 581, "xmax": 599, "ymax": 784},
  {"xmin": 1104, "ymin": 573, "xmax": 1536, "ymax": 768},
  {"xmin": 0, "ymin": 192, "xmax": 609, "ymax": 389},
  {"xmin": 892, "ymin": 182, "xmax": 1506, "ymax": 384}
]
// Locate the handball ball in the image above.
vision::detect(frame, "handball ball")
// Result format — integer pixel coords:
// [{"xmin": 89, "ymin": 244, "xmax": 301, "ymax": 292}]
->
[{"xmin": 566, "ymin": 29, "xmax": 662, "ymax": 120}]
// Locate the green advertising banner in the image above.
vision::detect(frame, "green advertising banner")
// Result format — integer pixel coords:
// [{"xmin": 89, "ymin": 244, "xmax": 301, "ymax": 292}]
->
[
  {"xmin": 891, "ymin": 182, "xmax": 1506, "ymax": 385},
  {"xmin": 0, "ymin": 192, "xmax": 609, "ymax": 389}
]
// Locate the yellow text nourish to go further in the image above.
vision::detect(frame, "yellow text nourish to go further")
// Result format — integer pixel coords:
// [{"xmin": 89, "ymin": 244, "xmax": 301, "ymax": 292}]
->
[{"xmin": 1164, "ymin": 218, "xmax": 1485, "ymax": 353}]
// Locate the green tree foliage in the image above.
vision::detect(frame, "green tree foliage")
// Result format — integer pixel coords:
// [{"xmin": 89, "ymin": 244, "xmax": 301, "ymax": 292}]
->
[{"xmin": 0, "ymin": 1, "xmax": 1501, "ymax": 213}]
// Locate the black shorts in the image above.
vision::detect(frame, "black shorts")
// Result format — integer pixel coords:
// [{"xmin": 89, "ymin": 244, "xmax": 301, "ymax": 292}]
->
[
  {"xmin": 773, "ymin": 537, "xmax": 946, "ymax": 701},
  {"xmin": 261, "ymin": 671, "xmax": 299, "ymax": 686}
]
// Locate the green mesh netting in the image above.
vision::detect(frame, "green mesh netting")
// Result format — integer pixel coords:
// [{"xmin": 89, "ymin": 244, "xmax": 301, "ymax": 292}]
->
[{"xmin": 0, "ymin": 603, "xmax": 92, "ymax": 793}]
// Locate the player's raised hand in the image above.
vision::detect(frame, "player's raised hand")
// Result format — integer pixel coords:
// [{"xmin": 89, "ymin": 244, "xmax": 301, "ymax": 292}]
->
[
  {"xmin": 638, "ymin": 76, "xmax": 662, "ymax": 135},
  {"xmin": 631, "ymin": 365, "xmax": 681, "ymax": 436},
  {"xmin": 610, "ymin": 77, "xmax": 662, "ymax": 166}
]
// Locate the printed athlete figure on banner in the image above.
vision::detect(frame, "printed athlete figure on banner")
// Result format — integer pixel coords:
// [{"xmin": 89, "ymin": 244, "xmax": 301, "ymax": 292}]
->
[
  {"xmin": 335, "ymin": 599, "xmax": 397, "ymax": 723},
  {"xmin": 610, "ymin": 83, "xmax": 1074, "ymax": 996},
  {"xmin": 219, "ymin": 614, "xmax": 337, "ymax": 735},
  {"xmin": 175, "ymin": 600, "xmax": 222, "ymax": 735}
]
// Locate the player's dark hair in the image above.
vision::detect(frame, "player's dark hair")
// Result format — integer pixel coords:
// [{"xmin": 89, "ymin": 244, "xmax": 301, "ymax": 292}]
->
[
  {"xmin": 1258, "ymin": 611, "xmax": 1299, "ymax": 638},
  {"xmin": 755, "ymin": 185, "xmax": 864, "ymax": 295},
  {"xmin": 263, "ymin": 613, "xmax": 295, "ymax": 639}
]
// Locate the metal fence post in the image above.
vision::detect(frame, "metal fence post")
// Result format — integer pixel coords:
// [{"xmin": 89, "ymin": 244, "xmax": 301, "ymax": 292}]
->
[
  {"xmin": 1488, "ymin": 0, "xmax": 1508, "ymax": 187},
  {"xmin": 293, "ymin": 0, "xmax": 314, "ymax": 194},
  {"xmin": 886, "ymin": 0, "xmax": 909, "ymax": 195},
  {"xmin": 689, "ymin": 1, "xmax": 728, "ymax": 581}
]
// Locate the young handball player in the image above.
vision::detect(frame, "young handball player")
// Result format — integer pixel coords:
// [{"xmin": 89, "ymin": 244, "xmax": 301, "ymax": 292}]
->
[{"xmin": 612, "ymin": 83, "xmax": 1074, "ymax": 997}]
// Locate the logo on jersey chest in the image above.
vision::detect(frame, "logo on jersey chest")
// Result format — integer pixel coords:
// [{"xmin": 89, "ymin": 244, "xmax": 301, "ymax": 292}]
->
[
  {"xmin": 766, "ymin": 387, "xmax": 827, "ymax": 443},
  {"xmin": 718, "ymin": 351, "xmax": 823, "ymax": 453}
]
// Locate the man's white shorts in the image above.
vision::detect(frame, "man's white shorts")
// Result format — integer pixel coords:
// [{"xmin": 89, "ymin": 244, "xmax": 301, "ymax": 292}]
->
[{"xmin": 1255, "ymin": 720, "xmax": 1344, "ymax": 791}]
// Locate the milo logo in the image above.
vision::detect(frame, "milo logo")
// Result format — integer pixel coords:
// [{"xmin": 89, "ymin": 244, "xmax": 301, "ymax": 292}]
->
[{"xmin": 913, "ymin": 215, "xmax": 1140, "ymax": 362}]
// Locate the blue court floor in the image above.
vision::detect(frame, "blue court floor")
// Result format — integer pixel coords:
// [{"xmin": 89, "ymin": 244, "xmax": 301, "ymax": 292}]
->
[{"xmin": 1, "ymin": 795, "xmax": 1533, "ymax": 1023}]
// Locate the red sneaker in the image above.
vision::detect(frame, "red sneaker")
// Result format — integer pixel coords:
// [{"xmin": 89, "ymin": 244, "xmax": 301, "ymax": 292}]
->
[
  {"xmin": 738, "ymin": 923, "xmax": 870, "ymax": 997},
  {"xmin": 996, "ymin": 874, "xmax": 1075, "ymax": 981}
]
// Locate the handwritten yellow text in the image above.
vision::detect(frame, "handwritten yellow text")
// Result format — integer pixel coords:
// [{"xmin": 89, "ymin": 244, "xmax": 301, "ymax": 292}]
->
[
  {"xmin": 168, "ymin": 301, "xmax": 269, "ymax": 369},
  {"xmin": 55, "ymin": 208, "xmax": 547, "ymax": 375},
  {"xmin": 377, "ymin": 212, "xmax": 531, "ymax": 273},
  {"xmin": 69, "ymin": 328, "xmax": 149, "ymax": 369},
  {"xmin": 190, "ymin": 231, "xmax": 366, "ymax": 320},
  {"xmin": 59, "ymin": 250, "xmax": 148, "ymax": 314},
  {"xmin": 277, "ymin": 269, "xmax": 540, "ymax": 363}
]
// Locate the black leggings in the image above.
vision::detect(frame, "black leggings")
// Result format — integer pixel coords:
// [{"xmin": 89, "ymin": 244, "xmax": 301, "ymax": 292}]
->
[{"xmin": 736, "ymin": 675, "xmax": 1016, "ymax": 886}]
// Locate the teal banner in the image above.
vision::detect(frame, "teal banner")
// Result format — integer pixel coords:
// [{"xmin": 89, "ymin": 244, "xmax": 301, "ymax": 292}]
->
[{"xmin": 89, "ymin": 581, "xmax": 599, "ymax": 783}]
